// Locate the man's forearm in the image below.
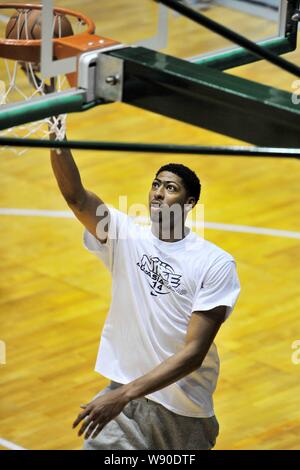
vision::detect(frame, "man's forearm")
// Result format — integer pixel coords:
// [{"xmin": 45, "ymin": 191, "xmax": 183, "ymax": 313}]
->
[
  {"xmin": 119, "ymin": 309, "xmax": 225, "ymax": 403},
  {"xmin": 121, "ymin": 343, "xmax": 205, "ymax": 402},
  {"xmin": 50, "ymin": 144, "xmax": 85, "ymax": 206}
]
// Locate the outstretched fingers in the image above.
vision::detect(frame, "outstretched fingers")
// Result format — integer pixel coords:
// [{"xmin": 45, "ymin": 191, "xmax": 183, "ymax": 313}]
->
[{"xmin": 72, "ymin": 407, "xmax": 90, "ymax": 429}]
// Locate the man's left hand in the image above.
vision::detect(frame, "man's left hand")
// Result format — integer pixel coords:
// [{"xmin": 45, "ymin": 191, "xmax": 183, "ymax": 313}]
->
[{"xmin": 73, "ymin": 387, "xmax": 130, "ymax": 440}]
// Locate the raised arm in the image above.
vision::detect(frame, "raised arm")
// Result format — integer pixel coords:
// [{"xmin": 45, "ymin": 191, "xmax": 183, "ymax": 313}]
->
[{"xmin": 50, "ymin": 136, "xmax": 109, "ymax": 243}]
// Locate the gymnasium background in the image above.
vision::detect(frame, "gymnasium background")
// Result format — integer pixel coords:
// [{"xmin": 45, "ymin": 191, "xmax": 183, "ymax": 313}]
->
[{"xmin": 0, "ymin": 0, "xmax": 299, "ymax": 450}]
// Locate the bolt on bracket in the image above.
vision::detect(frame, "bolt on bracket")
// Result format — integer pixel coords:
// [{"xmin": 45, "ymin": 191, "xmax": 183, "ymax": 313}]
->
[{"xmin": 96, "ymin": 54, "xmax": 124, "ymax": 102}]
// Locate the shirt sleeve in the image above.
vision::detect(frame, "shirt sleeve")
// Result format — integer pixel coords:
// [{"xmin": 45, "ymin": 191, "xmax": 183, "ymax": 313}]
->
[
  {"xmin": 83, "ymin": 207, "xmax": 129, "ymax": 272},
  {"xmin": 192, "ymin": 259, "xmax": 240, "ymax": 320}
]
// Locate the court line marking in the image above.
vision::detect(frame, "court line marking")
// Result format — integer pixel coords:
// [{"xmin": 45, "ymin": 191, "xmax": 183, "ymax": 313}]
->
[
  {"xmin": 0, "ymin": 437, "xmax": 27, "ymax": 450},
  {"xmin": 0, "ymin": 208, "xmax": 74, "ymax": 218},
  {"xmin": 0, "ymin": 207, "xmax": 299, "ymax": 239}
]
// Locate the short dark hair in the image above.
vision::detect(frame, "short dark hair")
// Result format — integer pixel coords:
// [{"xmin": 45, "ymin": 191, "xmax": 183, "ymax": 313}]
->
[{"xmin": 156, "ymin": 163, "xmax": 201, "ymax": 204}]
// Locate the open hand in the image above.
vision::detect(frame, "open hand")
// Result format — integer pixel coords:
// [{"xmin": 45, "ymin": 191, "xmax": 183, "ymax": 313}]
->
[{"xmin": 73, "ymin": 387, "xmax": 130, "ymax": 440}]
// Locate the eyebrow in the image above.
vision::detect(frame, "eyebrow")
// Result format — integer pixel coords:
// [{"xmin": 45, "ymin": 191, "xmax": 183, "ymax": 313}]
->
[{"xmin": 153, "ymin": 178, "xmax": 180, "ymax": 186}]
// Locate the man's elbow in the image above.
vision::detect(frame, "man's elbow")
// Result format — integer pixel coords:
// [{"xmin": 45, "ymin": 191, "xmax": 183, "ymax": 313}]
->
[
  {"xmin": 184, "ymin": 344, "xmax": 208, "ymax": 370},
  {"xmin": 65, "ymin": 189, "xmax": 87, "ymax": 211}
]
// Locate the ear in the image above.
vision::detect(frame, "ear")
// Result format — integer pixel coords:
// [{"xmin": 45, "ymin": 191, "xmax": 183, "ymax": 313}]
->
[
  {"xmin": 186, "ymin": 196, "xmax": 196, "ymax": 209},
  {"xmin": 184, "ymin": 197, "xmax": 196, "ymax": 215}
]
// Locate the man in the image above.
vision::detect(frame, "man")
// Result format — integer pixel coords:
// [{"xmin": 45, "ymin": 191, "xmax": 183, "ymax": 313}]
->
[{"xmin": 50, "ymin": 142, "xmax": 240, "ymax": 450}]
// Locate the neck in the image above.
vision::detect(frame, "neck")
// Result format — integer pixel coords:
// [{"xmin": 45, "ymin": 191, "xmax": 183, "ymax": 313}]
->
[{"xmin": 151, "ymin": 222, "xmax": 190, "ymax": 243}]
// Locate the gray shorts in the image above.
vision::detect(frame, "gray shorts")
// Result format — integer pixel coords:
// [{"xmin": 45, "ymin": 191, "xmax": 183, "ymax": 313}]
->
[{"xmin": 83, "ymin": 381, "xmax": 219, "ymax": 450}]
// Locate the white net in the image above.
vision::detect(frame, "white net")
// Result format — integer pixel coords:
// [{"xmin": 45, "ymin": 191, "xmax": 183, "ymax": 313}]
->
[
  {"xmin": 0, "ymin": 60, "xmax": 68, "ymax": 155},
  {"xmin": 0, "ymin": 8, "xmax": 83, "ymax": 155}
]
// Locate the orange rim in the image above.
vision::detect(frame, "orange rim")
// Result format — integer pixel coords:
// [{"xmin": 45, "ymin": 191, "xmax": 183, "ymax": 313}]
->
[{"xmin": 0, "ymin": 3, "xmax": 96, "ymax": 62}]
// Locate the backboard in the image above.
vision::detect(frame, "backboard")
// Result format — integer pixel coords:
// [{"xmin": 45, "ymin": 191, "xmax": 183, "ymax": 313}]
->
[
  {"xmin": 38, "ymin": 0, "xmax": 285, "ymax": 78},
  {"xmin": 0, "ymin": 1, "xmax": 288, "ymax": 79}
]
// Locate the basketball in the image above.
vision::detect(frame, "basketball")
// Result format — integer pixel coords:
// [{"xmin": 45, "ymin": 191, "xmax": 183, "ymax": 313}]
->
[{"xmin": 5, "ymin": 9, "xmax": 73, "ymax": 41}]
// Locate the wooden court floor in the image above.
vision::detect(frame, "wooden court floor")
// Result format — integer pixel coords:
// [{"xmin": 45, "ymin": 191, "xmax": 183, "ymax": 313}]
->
[{"xmin": 0, "ymin": 0, "xmax": 300, "ymax": 450}]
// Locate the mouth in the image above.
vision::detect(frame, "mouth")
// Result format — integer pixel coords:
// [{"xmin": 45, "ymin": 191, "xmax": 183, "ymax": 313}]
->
[{"xmin": 150, "ymin": 201, "xmax": 162, "ymax": 208}]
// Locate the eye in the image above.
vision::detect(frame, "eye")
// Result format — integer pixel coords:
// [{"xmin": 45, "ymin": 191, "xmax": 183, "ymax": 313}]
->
[
  {"xmin": 152, "ymin": 181, "xmax": 159, "ymax": 189},
  {"xmin": 167, "ymin": 185, "xmax": 176, "ymax": 192}
]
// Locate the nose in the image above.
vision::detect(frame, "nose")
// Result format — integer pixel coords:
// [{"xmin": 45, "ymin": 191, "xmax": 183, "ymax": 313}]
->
[{"xmin": 154, "ymin": 184, "xmax": 164, "ymax": 200}]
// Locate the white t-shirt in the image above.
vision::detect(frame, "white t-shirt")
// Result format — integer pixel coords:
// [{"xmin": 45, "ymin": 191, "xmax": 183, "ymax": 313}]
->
[{"xmin": 83, "ymin": 208, "xmax": 240, "ymax": 417}]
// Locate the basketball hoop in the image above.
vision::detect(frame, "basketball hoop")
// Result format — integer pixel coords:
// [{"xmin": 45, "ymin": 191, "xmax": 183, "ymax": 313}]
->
[
  {"xmin": 0, "ymin": 3, "xmax": 118, "ymax": 154},
  {"xmin": 0, "ymin": 3, "xmax": 95, "ymax": 61}
]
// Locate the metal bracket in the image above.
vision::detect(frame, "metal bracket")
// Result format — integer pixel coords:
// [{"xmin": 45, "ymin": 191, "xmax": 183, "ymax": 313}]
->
[
  {"xmin": 291, "ymin": 9, "xmax": 300, "ymax": 20},
  {"xmin": 96, "ymin": 54, "xmax": 124, "ymax": 102},
  {"xmin": 78, "ymin": 45, "xmax": 124, "ymax": 103},
  {"xmin": 77, "ymin": 51, "xmax": 99, "ymax": 102}
]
